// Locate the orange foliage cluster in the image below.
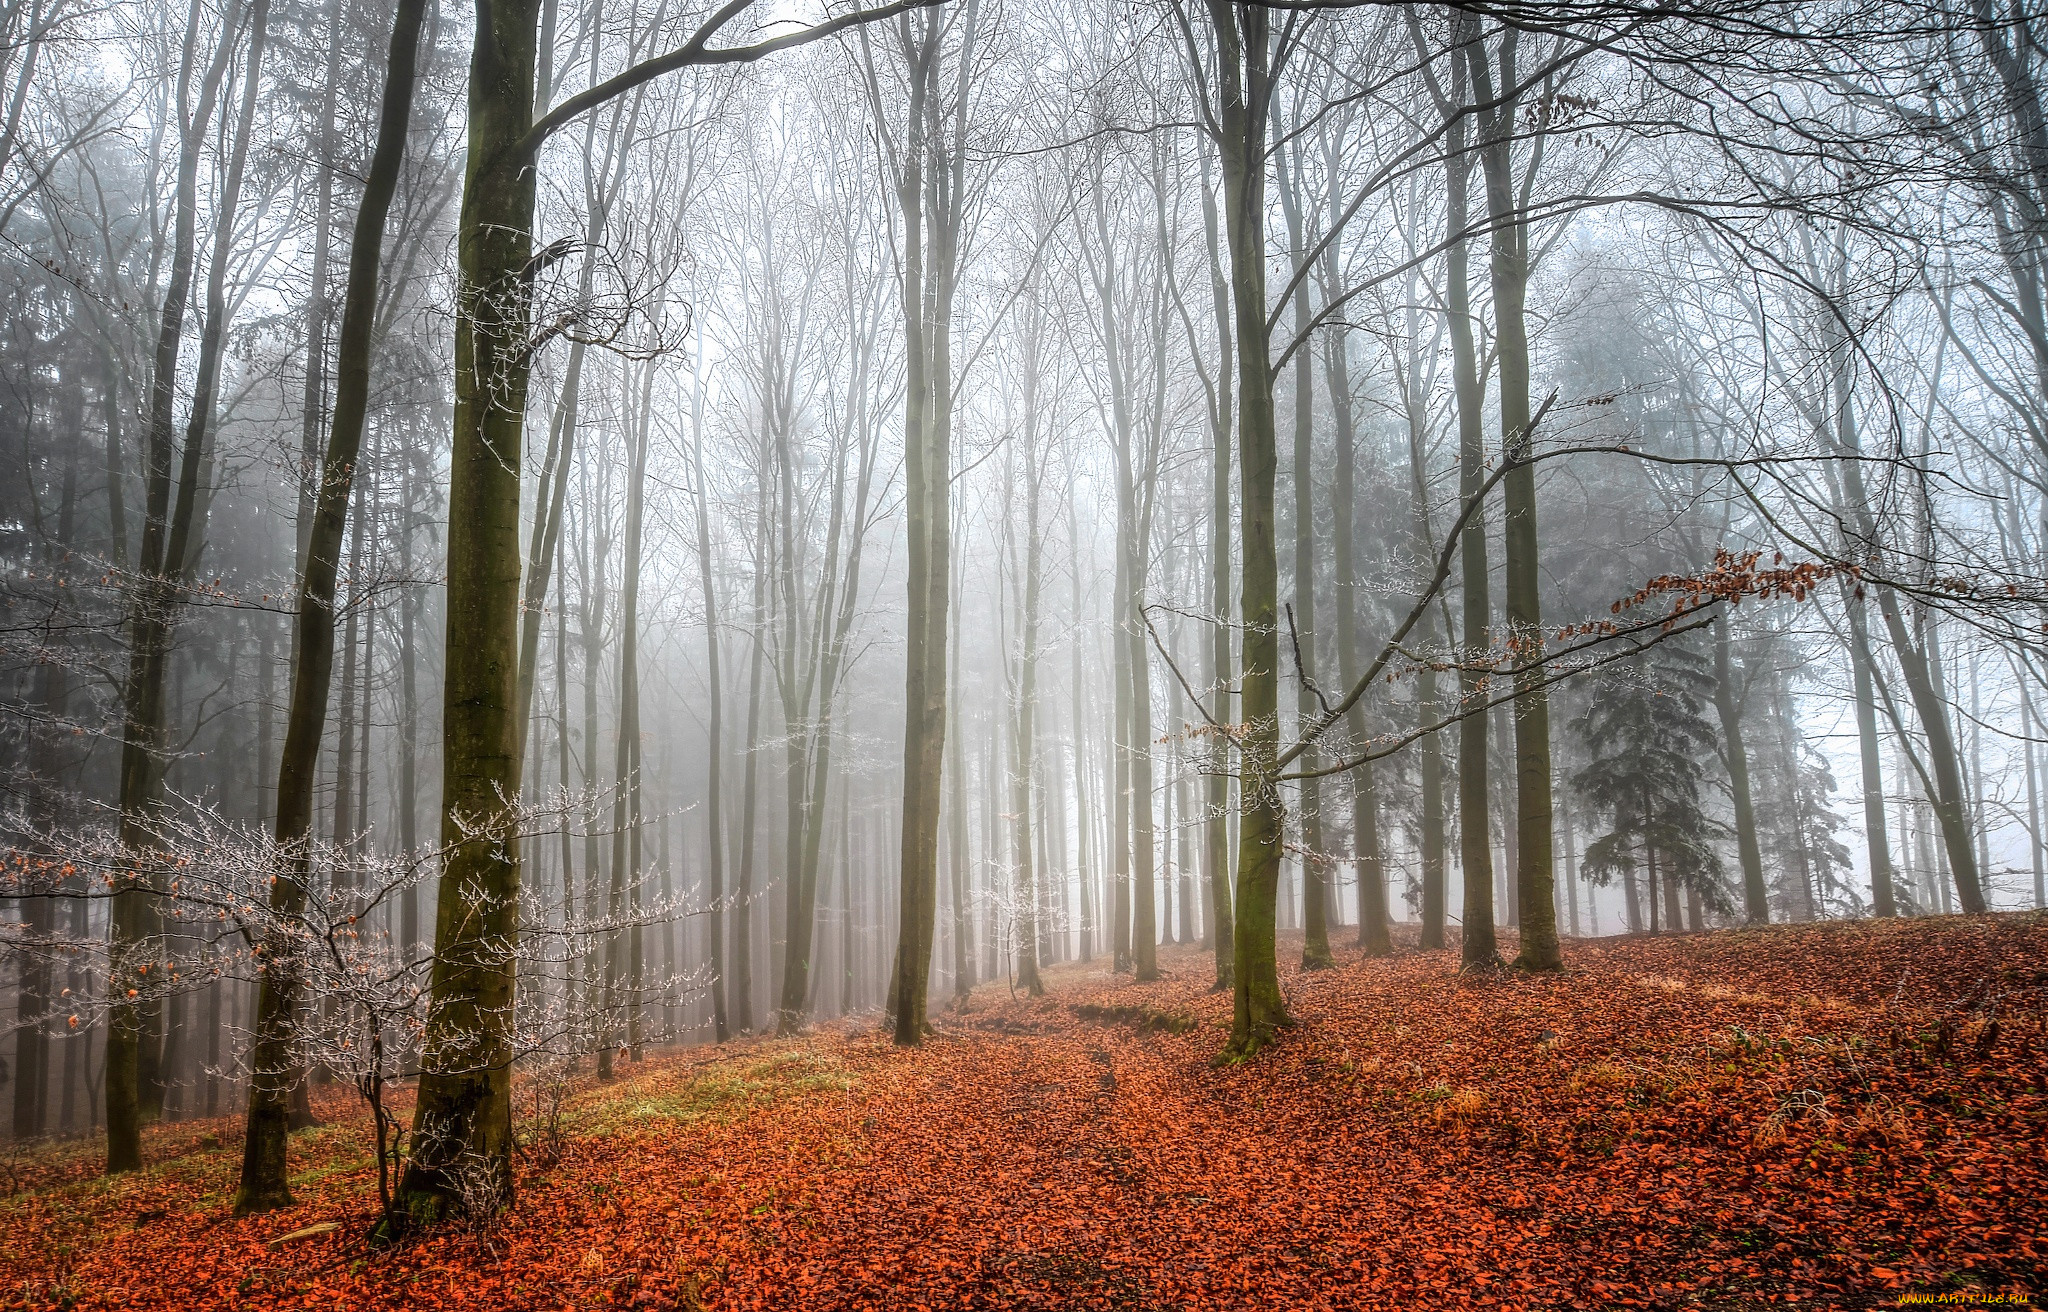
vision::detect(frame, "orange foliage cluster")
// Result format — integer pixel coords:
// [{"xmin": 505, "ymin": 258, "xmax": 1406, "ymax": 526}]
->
[
  {"xmin": 3, "ymin": 914, "xmax": 2043, "ymax": 1309},
  {"xmin": 1555, "ymin": 550, "xmax": 1856, "ymax": 644},
  {"xmin": 1615, "ymin": 549, "xmax": 1851, "ymax": 619}
]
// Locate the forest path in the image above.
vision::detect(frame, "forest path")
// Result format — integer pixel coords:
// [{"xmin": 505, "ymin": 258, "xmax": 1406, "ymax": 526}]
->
[{"xmin": 5, "ymin": 916, "xmax": 2044, "ymax": 1310}]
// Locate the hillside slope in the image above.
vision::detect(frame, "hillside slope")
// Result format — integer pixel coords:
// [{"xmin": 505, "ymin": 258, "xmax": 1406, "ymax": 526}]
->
[{"xmin": 5, "ymin": 913, "xmax": 2044, "ymax": 1310}]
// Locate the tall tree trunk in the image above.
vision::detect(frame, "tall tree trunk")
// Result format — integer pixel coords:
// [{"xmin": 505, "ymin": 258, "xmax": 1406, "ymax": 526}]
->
[
  {"xmin": 332, "ymin": 466, "xmax": 368, "ymax": 874},
  {"xmin": 689, "ymin": 341, "xmax": 730, "ymax": 1041},
  {"xmin": 1438, "ymin": 28, "xmax": 1491, "ymax": 962},
  {"xmin": 948, "ymin": 540, "xmax": 973, "ymax": 997},
  {"xmin": 1829, "ymin": 353, "xmax": 1984, "ymax": 913},
  {"xmin": 294, "ymin": 0, "xmax": 342, "ymax": 576},
  {"xmin": 2026, "ymin": 680, "xmax": 2046, "ymax": 909},
  {"xmin": 733, "ymin": 478, "xmax": 770, "ymax": 1035},
  {"xmin": 1401, "ymin": 297, "xmax": 1445, "ymax": 953},
  {"xmin": 834, "ymin": 789, "xmax": 853, "ymax": 1015},
  {"xmin": 579, "ymin": 442, "xmax": 611, "ymax": 1064},
  {"xmin": 1467, "ymin": 25, "xmax": 1561, "ymax": 972},
  {"xmin": 603, "ymin": 351, "xmax": 655, "ymax": 1071},
  {"xmin": 1111, "ymin": 530, "xmax": 1132, "ymax": 973},
  {"xmin": 767, "ymin": 303, "xmax": 879, "ymax": 1033},
  {"xmin": 390, "ymin": 0, "xmax": 545, "ymax": 1221},
  {"xmin": 109, "ymin": 0, "xmax": 252, "ymax": 1173},
  {"xmin": 398, "ymin": 450, "xmax": 422, "ymax": 957},
  {"xmin": 1198, "ymin": 132, "xmax": 1236, "ymax": 990},
  {"xmin": 1320, "ymin": 144, "xmax": 1392, "ymax": 957},
  {"xmin": 1206, "ymin": 0, "xmax": 1289, "ymax": 1058},
  {"xmin": 1125, "ymin": 520, "xmax": 1160, "ymax": 981},
  {"xmin": 1007, "ymin": 441, "xmax": 1045, "ymax": 996},
  {"xmin": 14, "ymin": 405, "xmax": 79, "ymax": 1141},
  {"xmin": 1712, "ymin": 616, "xmax": 1770, "ymax": 924},
  {"xmin": 554, "ymin": 544, "xmax": 579, "ymax": 1023},
  {"xmin": 1561, "ymin": 800, "xmax": 1580, "ymax": 936},
  {"xmin": 881, "ymin": 2, "xmax": 977, "ymax": 1045},
  {"xmin": 236, "ymin": 0, "xmax": 420, "ymax": 1212},
  {"xmin": 1872, "ymin": 587, "xmax": 1986, "ymax": 912},
  {"xmin": 1069, "ymin": 551, "xmax": 1098, "ymax": 966},
  {"xmin": 1276, "ymin": 137, "xmax": 1333, "ymax": 969}
]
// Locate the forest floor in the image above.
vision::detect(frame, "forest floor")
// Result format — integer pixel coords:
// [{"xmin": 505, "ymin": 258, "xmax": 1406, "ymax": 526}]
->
[{"xmin": 3, "ymin": 913, "xmax": 2045, "ymax": 1311}]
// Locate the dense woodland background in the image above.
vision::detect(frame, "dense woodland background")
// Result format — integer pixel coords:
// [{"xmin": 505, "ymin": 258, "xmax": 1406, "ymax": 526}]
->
[{"xmin": 0, "ymin": 0, "xmax": 2044, "ymax": 1224}]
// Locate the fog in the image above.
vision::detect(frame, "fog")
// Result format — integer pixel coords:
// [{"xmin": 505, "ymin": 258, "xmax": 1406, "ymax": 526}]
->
[{"xmin": 1, "ymin": 0, "xmax": 2042, "ymax": 1218}]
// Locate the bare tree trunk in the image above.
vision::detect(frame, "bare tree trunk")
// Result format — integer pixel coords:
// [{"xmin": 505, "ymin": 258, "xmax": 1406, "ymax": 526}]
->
[
  {"xmin": 732, "ymin": 459, "xmax": 771, "ymax": 1036},
  {"xmin": 1111, "ymin": 530, "xmax": 1132, "ymax": 973},
  {"xmin": 390, "ymin": 0, "xmax": 545, "ymax": 1220},
  {"xmin": 1205, "ymin": 0, "xmax": 1290, "ymax": 1057},
  {"xmin": 1006, "ymin": 430, "xmax": 1045, "ymax": 996},
  {"xmin": 1069, "ymin": 550, "xmax": 1097, "ymax": 966},
  {"xmin": 603, "ymin": 349, "xmax": 656, "ymax": 1072},
  {"xmin": 1561, "ymin": 801, "xmax": 1581, "ymax": 936},
  {"xmin": 689, "ymin": 340, "xmax": 730, "ymax": 1041},
  {"xmin": 1317, "ymin": 124, "xmax": 1393, "ymax": 958},
  {"xmin": 878, "ymin": 1, "xmax": 979, "ymax": 1045},
  {"xmin": 109, "ymin": 0, "xmax": 252, "ymax": 1173},
  {"xmin": 1873, "ymin": 586, "xmax": 1986, "ymax": 912},
  {"xmin": 294, "ymin": 0, "xmax": 342, "ymax": 576},
  {"xmin": 2026, "ymin": 679, "xmax": 2046, "ymax": 909},
  {"xmin": 554, "ymin": 544, "xmax": 578, "ymax": 1021},
  {"xmin": 1828, "ymin": 349, "xmax": 1984, "ymax": 913},
  {"xmin": 1712, "ymin": 616, "xmax": 1771, "ymax": 923},
  {"xmin": 1197, "ymin": 136, "xmax": 1236, "ymax": 989},
  {"xmin": 828, "ymin": 789, "xmax": 846, "ymax": 1015},
  {"xmin": 1466, "ymin": 23, "xmax": 1561, "ymax": 972},
  {"xmin": 1401, "ymin": 295, "xmax": 1446, "ymax": 952},
  {"xmin": 1437, "ymin": 27, "xmax": 1491, "ymax": 962},
  {"xmin": 398, "ymin": 449, "xmax": 422, "ymax": 957},
  {"xmin": 1275, "ymin": 135, "xmax": 1333, "ymax": 969},
  {"xmin": 14, "ymin": 412, "xmax": 78, "ymax": 1141},
  {"xmin": 236, "ymin": 0, "xmax": 419, "ymax": 1212},
  {"xmin": 948, "ymin": 538, "xmax": 973, "ymax": 998},
  {"xmin": 332, "ymin": 466, "xmax": 368, "ymax": 873}
]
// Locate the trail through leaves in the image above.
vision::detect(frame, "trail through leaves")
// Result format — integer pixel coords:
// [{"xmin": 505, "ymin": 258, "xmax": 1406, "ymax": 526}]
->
[{"xmin": 5, "ymin": 913, "xmax": 2043, "ymax": 1309}]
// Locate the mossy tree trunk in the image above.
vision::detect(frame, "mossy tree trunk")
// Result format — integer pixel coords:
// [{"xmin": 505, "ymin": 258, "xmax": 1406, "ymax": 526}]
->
[{"xmin": 1204, "ymin": 0, "xmax": 1290, "ymax": 1058}]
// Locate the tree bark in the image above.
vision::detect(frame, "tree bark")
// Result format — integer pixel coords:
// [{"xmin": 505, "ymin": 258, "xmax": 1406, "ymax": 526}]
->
[
  {"xmin": 109, "ymin": 0, "xmax": 251, "ymax": 1174},
  {"xmin": 14, "ymin": 396, "xmax": 79, "ymax": 1141},
  {"xmin": 689, "ymin": 339, "xmax": 730, "ymax": 1041},
  {"xmin": 388, "ymin": 0, "xmax": 544, "ymax": 1221},
  {"xmin": 1711, "ymin": 616, "xmax": 1771, "ymax": 924},
  {"xmin": 1007, "ymin": 430, "xmax": 1045, "ymax": 996},
  {"xmin": 1467, "ymin": 23, "xmax": 1561, "ymax": 971},
  {"xmin": 1440, "ymin": 38, "xmax": 1493, "ymax": 963},
  {"xmin": 1275, "ymin": 134, "xmax": 1333, "ymax": 969},
  {"xmin": 1197, "ymin": 130, "xmax": 1236, "ymax": 990},
  {"xmin": 880, "ymin": 1, "xmax": 978, "ymax": 1042},
  {"xmin": 1205, "ymin": 0, "xmax": 1290, "ymax": 1058},
  {"xmin": 1401, "ymin": 302, "xmax": 1446, "ymax": 954},
  {"xmin": 602, "ymin": 349, "xmax": 656, "ymax": 1070}
]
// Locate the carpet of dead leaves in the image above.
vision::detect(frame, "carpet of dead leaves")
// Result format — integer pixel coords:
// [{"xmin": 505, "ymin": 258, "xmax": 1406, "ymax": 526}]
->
[{"xmin": 4, "ymin": 912, "xmax": 2044, "ymax": 1311}]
